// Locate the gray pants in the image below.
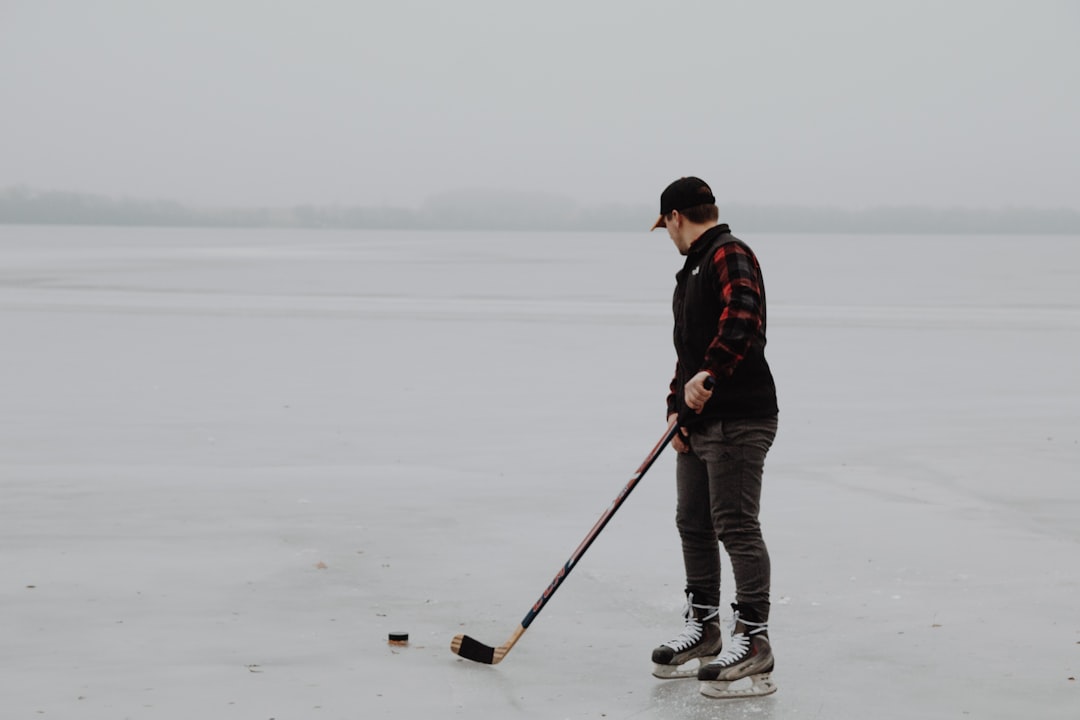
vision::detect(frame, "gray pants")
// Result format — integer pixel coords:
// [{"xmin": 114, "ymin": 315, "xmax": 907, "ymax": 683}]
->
[{"xmin": 676, "ymin": 415, "xmax": 778, "ymax": 623}]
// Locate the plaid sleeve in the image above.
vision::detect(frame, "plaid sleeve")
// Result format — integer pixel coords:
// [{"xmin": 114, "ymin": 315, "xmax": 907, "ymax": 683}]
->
[
  {"xmin": 703, "ymin": 243, "xmax": 764, "ymax": 377},
  {"xmin": 666, "ymin": 360, "xmax": 680, "ymax": 418}
]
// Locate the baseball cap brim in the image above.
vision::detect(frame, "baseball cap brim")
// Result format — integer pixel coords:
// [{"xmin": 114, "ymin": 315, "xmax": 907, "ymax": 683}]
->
[{"xmin": 650, "ymin": 214, "xmax": 666, "ymax": 231}]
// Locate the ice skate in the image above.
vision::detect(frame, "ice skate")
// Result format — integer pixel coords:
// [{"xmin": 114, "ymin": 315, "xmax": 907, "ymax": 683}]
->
[
  {"xmin": 651, "ymin": 593, "xmax": 723, "ymax": 679},
  {"xmin": 698, "ymin": 605, "xmax": 776, "ymax": 698}
]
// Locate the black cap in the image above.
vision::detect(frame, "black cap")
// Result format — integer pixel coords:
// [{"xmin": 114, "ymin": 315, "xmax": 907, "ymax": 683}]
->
[{"xmin": 651, "ymin": 177, "xmax": 716, "ymax": 230}]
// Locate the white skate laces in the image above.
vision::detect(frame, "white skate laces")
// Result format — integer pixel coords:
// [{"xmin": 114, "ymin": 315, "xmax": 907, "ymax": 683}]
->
[
  {"xmin": 662, "ymin": 594, "xmax": 720, "ymax": 652},
  {"xmin": 651, "ymin": 593, "xmax": 725, "ymax": 680},
  {"xmin": 710, "ymin": 611, "xmax": 768, "ymax": 667}
]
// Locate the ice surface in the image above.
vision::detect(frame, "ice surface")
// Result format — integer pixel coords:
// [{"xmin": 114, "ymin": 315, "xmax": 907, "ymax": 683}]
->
[{"xmin": 2, "ymin": 226, "xmax": 1078, "ymax": 718}]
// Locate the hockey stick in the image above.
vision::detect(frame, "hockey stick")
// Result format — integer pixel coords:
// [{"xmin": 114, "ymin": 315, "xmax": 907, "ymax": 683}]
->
[{"xmin": 451, "ymin": 379, "xmax": 711, "ymax": 665}]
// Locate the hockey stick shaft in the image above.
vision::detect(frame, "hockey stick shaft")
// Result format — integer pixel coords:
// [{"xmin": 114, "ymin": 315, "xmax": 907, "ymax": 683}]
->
[
  {"xmin": 452, "ymin": 416, "xmax": 679, "ymax": 664},
  {"xmin": 452, "ymin": 379, "xmax": 712, "ymax": 665},
  {"xmin": 518, "ymin": 416, "xmax": 680, "ymax": 630}
]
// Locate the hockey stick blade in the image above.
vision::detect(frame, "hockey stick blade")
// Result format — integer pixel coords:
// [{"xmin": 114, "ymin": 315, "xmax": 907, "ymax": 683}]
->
[
  {"xmin": 451, "ymin": 625, "xmax": 525, "ymax": 665},
  {"xmin": 450, "ymin": 634, "xmax": 495, "ymax": 664}
]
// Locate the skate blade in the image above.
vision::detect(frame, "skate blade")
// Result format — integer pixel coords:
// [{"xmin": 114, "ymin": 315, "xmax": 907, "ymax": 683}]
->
[
  {"xmin": 651, "ymin": 656, "xmax": 717, "ymax": 680},
  {"xmin": 700, "ymin": 672, "xmax": 777, "ymax": 699}
]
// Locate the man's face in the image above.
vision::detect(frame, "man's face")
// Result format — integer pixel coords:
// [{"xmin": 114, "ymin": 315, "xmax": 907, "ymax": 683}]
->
[
  {"xmin": 663, "ymin": 212, "xmax": 676, "ymax": 238},
  {"xmin": 665, "ymin": 212, "xmax": 691, "ymax": 255}
]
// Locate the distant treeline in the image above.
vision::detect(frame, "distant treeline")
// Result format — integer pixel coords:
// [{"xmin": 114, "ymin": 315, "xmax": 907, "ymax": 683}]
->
[{"xmin": 2, "ymin": 186, "xmax": 1078, "ymax": 234}]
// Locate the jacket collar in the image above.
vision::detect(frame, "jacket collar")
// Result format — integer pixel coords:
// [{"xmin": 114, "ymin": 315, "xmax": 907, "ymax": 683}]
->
[{"xmin": 686, "ymin": 223, "xmax": 731, "ymax": 261}]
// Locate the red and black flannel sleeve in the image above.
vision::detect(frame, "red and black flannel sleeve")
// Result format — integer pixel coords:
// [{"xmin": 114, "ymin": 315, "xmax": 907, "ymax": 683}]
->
[{"xmin": 703, "ymin": 243, "xmax": 765, "ymax": 378}]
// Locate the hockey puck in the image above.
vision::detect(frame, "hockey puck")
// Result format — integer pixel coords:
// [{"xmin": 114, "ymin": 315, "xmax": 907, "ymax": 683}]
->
[{"xmin": 388, "ymin": 632, "xmax": 409, "ymax": 646}]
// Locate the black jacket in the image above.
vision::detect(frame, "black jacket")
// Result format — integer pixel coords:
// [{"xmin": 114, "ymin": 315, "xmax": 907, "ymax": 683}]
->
[{"xmin": 668, "ymin": 224, "xmax": 778, "ymax": 425}]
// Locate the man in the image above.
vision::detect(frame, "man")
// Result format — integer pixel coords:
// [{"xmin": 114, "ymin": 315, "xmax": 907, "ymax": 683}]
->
[{"xmin": 648, "ymin": 177, "xmax": 780, "ymax": 699}]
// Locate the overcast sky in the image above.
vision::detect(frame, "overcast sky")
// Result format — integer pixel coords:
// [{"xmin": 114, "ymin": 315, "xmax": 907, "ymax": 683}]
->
[{"xmin": 2, "ymin": 1, "xmax": 1077, "ymax": 210}]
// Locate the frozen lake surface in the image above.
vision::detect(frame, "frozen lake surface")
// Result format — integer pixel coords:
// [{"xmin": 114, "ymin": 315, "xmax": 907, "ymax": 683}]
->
[{"xmin": 2, "ymin": 225, "xmax": 1078, "ymax": 719}]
